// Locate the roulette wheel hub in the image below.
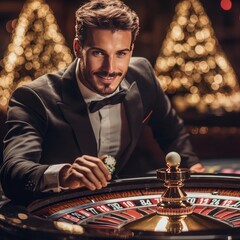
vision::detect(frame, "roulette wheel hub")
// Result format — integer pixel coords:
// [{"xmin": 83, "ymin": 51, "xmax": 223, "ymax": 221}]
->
[{"xmin": 124, "ymin": 152, "xmax": 229, "ymax": 234}]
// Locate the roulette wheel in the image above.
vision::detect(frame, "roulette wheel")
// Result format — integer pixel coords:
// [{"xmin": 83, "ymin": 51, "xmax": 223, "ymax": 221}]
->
[{"xmin": 0, "ymin": 153, "xmax": 240, "ymax": 240}]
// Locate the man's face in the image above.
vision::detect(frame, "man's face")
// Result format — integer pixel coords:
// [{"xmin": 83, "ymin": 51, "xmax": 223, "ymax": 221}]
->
[{"xmin": 74, "ymin": 28, "xmax": 133, "ymax": 95}]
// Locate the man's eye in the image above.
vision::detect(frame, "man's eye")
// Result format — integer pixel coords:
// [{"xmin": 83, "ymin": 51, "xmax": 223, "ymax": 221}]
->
[
  {"xmin": 92, "ymin": 51, "xmax": 104, "ymax": 56},
  {"xmin": 117, "ymin": 52, "xmax": 127, "ymax": 57}
]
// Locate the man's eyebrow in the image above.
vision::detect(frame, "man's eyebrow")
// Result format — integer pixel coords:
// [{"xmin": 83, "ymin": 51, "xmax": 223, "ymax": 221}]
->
[
  {"xmin": 90, "ymin": 47, "xmax": 131, "ymax": 52},
  {"xmin": 117, "ymin": 48, "xmax": 131, "ymax": 52},
  {"xmin": 117, "ymin": 48, "xmax": 130, "ymax": 52},
  {"xmin": 90, "ymin": 47, "xmax": 104, "ymax": 51}
]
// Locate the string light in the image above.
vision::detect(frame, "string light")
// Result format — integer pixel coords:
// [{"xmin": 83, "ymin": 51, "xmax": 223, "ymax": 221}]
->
[
  {"xmin": 0, "ymin": 0, "xmax": 73, "ymax": 107},
  {"xmin": 220, "ymin": 0, "xmax": 232, "ymax": 11},
  {"xmin": 154, "ymin": 0, "xmax": 239, "ymax": 115}
]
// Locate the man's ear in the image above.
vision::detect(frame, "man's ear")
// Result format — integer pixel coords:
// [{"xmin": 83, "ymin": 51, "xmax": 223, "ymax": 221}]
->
[{"xmin": 73, "ymin": 38, "xmax": 82, "ymax": 58}]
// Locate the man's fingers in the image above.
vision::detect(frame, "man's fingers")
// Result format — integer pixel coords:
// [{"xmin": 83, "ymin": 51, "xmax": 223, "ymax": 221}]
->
[
  {"xmin": 189, "ymin": 163, "xmax": 205, "ymax": 173},
  {"xmin": 59, "ymin": 155, "xmax": 112, "ymax": 191},
  {"xmin": 73, "ymin": 156, "xmax": 110, "ymax": 188},
  {"xmin": 77, "ymin": 155, "xmax": 111, "ymax": 181},
  {"xmin": 68, "ymin": 168, "xmax": 97, "ymax": 190}
]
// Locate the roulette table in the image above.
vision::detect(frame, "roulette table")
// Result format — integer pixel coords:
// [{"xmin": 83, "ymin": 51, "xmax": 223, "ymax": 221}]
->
[{"xmin": 0, "ymin": 172, "xmax": 240, "ymax": 240}]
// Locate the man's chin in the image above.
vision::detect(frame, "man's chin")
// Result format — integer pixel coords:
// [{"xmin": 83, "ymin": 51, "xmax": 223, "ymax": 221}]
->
[{"xmin": 96, "ymin": 86, "xmax": 117, "ymax": 96}]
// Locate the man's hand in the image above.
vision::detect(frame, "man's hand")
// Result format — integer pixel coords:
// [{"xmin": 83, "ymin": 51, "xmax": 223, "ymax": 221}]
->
[
  {"xmin": 59, "ymin": 155, "xmax": 111, "ymax": 191},
  {"xmin": 189, "ymin": 163, "xmax": 205, "ymax": 173}
]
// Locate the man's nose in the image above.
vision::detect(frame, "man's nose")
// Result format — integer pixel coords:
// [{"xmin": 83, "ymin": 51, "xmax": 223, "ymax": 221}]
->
[{"xmin": 103, "ymin": 56, "xmax": 116, "ymax": 73}]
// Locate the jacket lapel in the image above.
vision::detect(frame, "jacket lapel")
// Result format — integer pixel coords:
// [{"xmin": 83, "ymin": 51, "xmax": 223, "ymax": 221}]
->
[
  {"xmin": 57, "ymin": 60, "xmax": 97, "ymax": 156},
  {"xmin": 115, "ymin": 82, "xmax": 144, "ymax": 176}
]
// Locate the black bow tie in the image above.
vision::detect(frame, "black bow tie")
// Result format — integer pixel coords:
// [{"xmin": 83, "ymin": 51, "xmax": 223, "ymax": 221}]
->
[{"xmin": 89, "ymin": 89, "xmax": 127, "ymax": 113}]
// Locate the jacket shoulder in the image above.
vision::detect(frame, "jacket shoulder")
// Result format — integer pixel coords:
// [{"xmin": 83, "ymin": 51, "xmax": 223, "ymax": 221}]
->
[
  {"xmin": 129, "ymin": 57, "xmax": 152, "ymax": 70},
  {"xmin": 127, "ymin": 57, "xmax": 156, "ymax": 85}
]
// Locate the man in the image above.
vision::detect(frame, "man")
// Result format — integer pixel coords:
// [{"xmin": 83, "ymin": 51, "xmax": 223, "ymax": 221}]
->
[{"xmin": 0, "ymin": 0, "xmax": 204, "ymax": 203}]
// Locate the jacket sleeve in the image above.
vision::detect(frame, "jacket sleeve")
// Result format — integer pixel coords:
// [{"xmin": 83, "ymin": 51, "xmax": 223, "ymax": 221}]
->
[{"xmin": 0, "ymin": 86, "xmax": 50, "ymax": 203}]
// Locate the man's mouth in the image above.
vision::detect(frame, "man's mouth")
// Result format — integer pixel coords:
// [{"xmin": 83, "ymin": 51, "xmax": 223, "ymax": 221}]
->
[
  {"xmin": 95, "ymin": 71, "xmax": 122, "ymax": 80},
  {"xmin": 99, "ymin": 76, "xmax": 115, "ymax": 80}
]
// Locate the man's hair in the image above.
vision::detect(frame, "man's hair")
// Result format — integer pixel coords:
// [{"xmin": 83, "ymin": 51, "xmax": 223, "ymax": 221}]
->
[{"xmin": 75, "ymin": 0, "xmax": 139, "ymax": 47}]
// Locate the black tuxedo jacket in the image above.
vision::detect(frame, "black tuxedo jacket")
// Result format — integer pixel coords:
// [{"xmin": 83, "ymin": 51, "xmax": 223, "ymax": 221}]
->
[{"xmin": 0, "ymin": 57, "xmax": 199, "ymax": 202}]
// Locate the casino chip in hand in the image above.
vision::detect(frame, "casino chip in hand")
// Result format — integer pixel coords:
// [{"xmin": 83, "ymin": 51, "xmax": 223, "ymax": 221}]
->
[{"xmin": 101, "ymin": 155, "xmax": 116, "ymax": 174}]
